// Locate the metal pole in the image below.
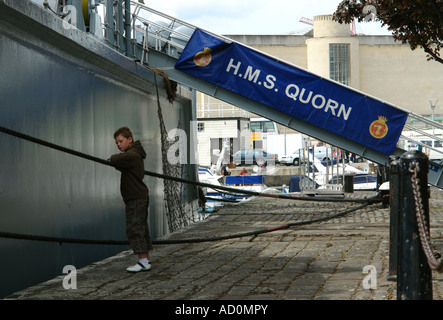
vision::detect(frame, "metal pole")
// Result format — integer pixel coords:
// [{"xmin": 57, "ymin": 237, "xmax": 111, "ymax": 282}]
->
[
  {"xmin": 124, "ymin": 0, "xmax": 133, "ymax": 56},
  {"xmin": 116, "ymin": 0, "xmax": 124, "ymax": 51},
  {"xmin": 105, "ymin": 0, "xmax": 115, "ymax": 46},
  {"xmin": 397, "ymin": 150, "xmax": 432, "ymax": 300},
  {"xmin": 387, "ymin": 156, "xmax": 399, "ymax": 281},
  {"xmin": 430, "ymin": 99, "xmax": 438, "ymax": 136}
]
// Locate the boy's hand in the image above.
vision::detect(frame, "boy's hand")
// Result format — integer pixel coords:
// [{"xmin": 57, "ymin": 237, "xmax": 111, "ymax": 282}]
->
[{"xmin": 107, "ymin": 158, "xmax": 122, "ymax": 172}]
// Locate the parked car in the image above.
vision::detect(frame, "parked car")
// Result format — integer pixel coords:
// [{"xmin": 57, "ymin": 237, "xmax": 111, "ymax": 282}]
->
[
  {"xmin": 232, "ymin": 149, "xmax": 278, "ymax": 165},
  {"xmin": 312, "ymin": 147, "xmax": 334, "ymax": 161},
  {"xmin": 281, "ymin": 147, "xmax": 348, "ymax": 166},
  {"xmin": 280, "ymin": 149, "xmax": 310, "ymax": 166}
]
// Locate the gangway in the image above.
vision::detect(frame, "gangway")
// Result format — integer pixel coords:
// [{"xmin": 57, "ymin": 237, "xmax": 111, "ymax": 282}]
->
[{"xmin": 104, "ymin": 1, "xmax": 443, "ymax": 188}]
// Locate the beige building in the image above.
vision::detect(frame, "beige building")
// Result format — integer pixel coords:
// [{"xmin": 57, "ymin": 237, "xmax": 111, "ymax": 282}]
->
[{"xmin": 197, "ymin": 13, "xmax": 443, "ymax": 125}]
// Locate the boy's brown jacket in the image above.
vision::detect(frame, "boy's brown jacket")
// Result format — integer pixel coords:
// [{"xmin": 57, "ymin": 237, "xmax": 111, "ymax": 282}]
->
[{"xmin": 110, "ymin": 140, "xmax": 149, "ymax": 201}]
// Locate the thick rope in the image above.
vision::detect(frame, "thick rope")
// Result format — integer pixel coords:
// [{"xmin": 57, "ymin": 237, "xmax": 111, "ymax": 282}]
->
[{"xmin": 0, "ymin": 125, "xmax": 380, "ymax": 204}]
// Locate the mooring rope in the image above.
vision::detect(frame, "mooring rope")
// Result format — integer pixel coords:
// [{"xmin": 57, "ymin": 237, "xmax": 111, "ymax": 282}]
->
[
  {"xmin": 0, "ymin": 125, "xmax": 379, "ymax": 204},
  {"xmin": 0, "ymin": 201, "xmax": 378, "ymax": 245},
  {"xmin": 0, "ymin": 124, "xmax": 382, "ymax": 245}
]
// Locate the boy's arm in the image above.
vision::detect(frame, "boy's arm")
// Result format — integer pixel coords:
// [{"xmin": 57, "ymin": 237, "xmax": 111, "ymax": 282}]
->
[{"xmin": 109, "ymin": 151, "xmax": 138, "ymax": 170}]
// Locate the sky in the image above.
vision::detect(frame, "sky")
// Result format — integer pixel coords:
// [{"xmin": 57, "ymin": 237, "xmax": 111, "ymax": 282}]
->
[{"xmin": 141, "ymin": 0, "xmax": 391, "ymax": 36}]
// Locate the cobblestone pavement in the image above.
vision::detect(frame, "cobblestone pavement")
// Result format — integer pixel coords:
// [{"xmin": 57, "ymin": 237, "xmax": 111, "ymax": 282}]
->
[{"xmin": 6, "ymin": 188, "xmax": 443, "ymax": 300}]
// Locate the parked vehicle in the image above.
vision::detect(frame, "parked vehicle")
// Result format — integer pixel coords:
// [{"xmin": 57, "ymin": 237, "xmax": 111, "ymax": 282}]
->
[
  {"xmin": 328, "ymin": 174, "xmax": 378, "ymax": 190},
  {"xmin": 312, "ymin": 146, "xmax": 334, "ymax": 161},
  {"xmin": 232, "ymin": 149, "xmax": 278, "ymax": 165},
  {"xmin": 406, "ymin": 137, "xmax": 443, "ymax": 162},
  {"xmin": 280, "ymin": 149, "xmax": 309, "ymax": 166},
  {"xmin": 281, "ymin": 147, "xmax": 350, "ymax": 166}
]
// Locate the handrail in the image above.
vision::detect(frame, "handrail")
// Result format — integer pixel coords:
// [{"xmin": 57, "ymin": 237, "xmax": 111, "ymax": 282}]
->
[
  {"xmin": 408, "ymin": 112, "xmax": 443, "ymax": 131},
  {"xmin": 400, "ymin": 135, "xmax": 443, "ymax": 157}
]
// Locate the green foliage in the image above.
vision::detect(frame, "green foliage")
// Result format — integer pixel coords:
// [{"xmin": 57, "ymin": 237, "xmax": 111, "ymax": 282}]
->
[{"xmin": 334, "ymin": 0, "xmax": 443, "ymax": 64}]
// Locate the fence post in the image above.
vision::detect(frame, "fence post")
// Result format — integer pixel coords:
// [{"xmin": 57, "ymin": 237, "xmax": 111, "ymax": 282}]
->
[
  {"xmin": 397, "ymin": 150, "xmax": 432, "ymax": 300},
  {"xmin": 387, "ymin": 156, "xmax": 400, "ymax": 281}
]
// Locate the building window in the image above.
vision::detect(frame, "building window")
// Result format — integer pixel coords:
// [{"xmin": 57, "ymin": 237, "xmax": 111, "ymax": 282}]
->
[
  {"xmin": 329, "ymin": 44, "xmax": 350, "ymax": 86},
  {"xmin": 250, "ymin": 120, "xmax": 277, "ymax": 133},
  {"xmin": 197, "ymin": 123, "xmax": 204, "ymax": 132}
]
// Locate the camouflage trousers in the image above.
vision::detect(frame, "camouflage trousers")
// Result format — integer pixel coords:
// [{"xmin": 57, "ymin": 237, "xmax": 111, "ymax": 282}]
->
[{"xmin": 125, "ymin": 198, "xmax": 153, "ymax": 254}]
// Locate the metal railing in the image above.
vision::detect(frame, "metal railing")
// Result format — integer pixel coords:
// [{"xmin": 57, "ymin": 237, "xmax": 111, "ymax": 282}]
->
[
  {"xmin": 399, "ymin": 114, "xmax": 443, "ymax": 160},
  {"xmin": 99, "ymin": 0, "xmax": 230, "ymax": 61}
]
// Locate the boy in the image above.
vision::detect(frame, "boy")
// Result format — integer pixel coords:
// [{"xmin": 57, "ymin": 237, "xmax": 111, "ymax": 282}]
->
[{"xmin": 110, "ymin": 126, "xmax": 153, "ymax": 272}]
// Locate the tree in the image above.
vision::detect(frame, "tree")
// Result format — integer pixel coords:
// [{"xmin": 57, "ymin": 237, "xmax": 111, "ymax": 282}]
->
[{"xmin": 333, "ymin": 0, "xmax": 443, "ymax": 64}]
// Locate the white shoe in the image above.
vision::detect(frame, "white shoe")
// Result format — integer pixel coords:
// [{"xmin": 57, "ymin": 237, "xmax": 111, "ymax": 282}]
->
[{"xmin": 126, "ymin": 262, "xmax": 151, "ymax": 273}]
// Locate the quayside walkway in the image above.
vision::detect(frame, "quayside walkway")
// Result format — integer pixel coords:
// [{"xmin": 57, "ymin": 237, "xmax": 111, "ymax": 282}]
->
[{"xmin": 6, "ymin": 189, "xmax": 443, "ymax": 300}]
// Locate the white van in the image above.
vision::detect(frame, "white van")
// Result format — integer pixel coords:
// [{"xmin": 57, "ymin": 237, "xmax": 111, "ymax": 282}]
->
[
  {"xmin": 281, "ymin": 147, "xmax": 337, "ymax": 166},
  {"xmin": 406, "ymin": 137, "xmax": 443, "ymax": 161},
  {"xmin": 312, "ymin": 147, "xmax": 335, "ymax": 161},
  {"xmin": 280, "ymin": 149, "xmax": 309, "ymax": 166}
]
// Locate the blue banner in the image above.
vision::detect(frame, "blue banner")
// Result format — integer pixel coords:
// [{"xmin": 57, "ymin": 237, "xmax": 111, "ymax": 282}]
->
[
  {"xmin": 175, "ymin": 29, "xmax": 408, "ymax": 155},
  {"xmin": 225, "ymin": 175, "xmax": 265, "ymax": 185}
]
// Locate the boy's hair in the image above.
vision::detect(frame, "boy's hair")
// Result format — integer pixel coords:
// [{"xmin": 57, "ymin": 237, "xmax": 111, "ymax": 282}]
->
[{"xmin": 114, "ymin": 126, "xmax": 133, "ymax": 139}]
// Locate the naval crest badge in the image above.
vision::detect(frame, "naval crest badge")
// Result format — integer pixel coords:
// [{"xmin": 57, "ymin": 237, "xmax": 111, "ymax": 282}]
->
[
  {"xmin": 193, "ymin": 47, "xmax": 212, "ymax": 67},
  {"xmin": 369, "ymin": 116, "xmax": 389, "ymax": 139}
]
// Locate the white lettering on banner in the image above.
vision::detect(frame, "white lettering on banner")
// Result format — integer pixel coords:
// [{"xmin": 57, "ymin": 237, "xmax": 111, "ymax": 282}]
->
[
  {"xmin": 264, "ymin": 74, "xmax": 277, "ymax": 90},
  {"xmin": 285, "ymin": 85, "xmax": 352, "ymax": 120},
  {"xmin": 325, "ymin": 98, "xmax": 339, "ymax": 114},
  {"xmin": 312, "ymin": 94, "xmax": 326, "ymax": 109},
  {"xmin": 243, "ymin": 66, "xmax": 261, "ymax": 83},
  {"xmin": 225, "ymin": 58, "xmax": 353, "ymax": 121},
  {"xmin": 338, "ymin": 104, "xmax": 352, "ymax": 120},
  {"xmin": 226, "ymin": 58, "xmax": 241, "ymax": 75},
  {"xmin": 285, "ymin": 84, "xmax": 300, "ymax": 101},
  {"xmin": 299, "ymin": 88, "xmax": 313, "ymax": 104}
]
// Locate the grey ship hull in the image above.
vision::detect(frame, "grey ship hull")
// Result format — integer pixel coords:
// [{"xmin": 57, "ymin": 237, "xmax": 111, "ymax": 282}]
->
[{"xmin": 0, "ymin": 0, "xmax": 197, "ymax": 298}]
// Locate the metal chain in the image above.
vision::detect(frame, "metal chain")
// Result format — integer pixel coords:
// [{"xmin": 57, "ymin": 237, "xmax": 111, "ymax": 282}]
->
[{"xmin": 410, "ymin": 161, "xmax": 443, "ymax": 272}]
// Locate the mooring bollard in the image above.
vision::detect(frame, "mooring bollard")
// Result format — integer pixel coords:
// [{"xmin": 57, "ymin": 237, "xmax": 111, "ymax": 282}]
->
[
  {"xmin": 387, "ymin": 156, "xmax": 399, "ymax": 281},
  {"xmin": 344, "ymin": 173, "xmax": 354, "ymax": 193},
  {"xmin": 397, "ymin": 150, "xmax": 432, "ymax": 300}
]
